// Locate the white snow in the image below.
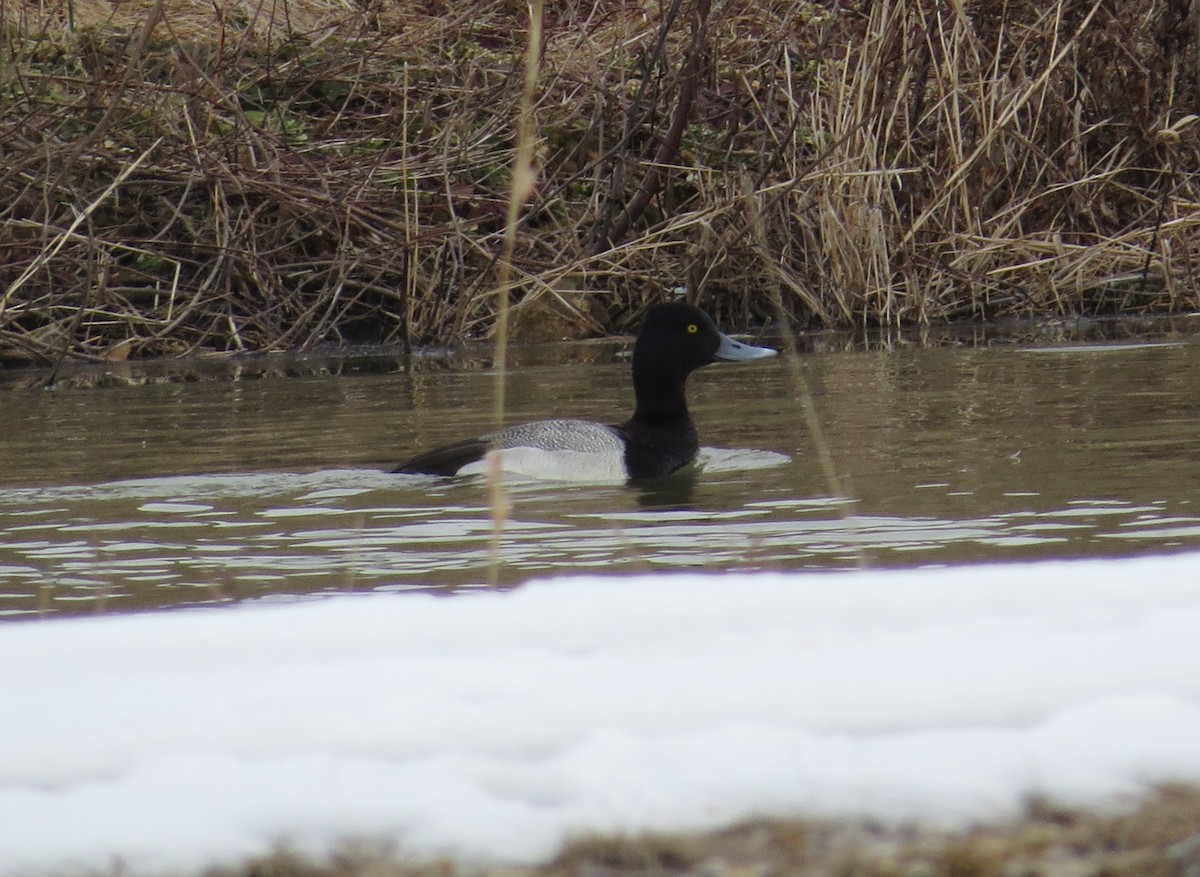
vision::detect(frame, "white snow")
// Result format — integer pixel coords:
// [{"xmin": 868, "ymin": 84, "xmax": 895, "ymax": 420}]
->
[{"xmin": 3, "ymin": 552, "xmax": 1200, "ymax": 875}]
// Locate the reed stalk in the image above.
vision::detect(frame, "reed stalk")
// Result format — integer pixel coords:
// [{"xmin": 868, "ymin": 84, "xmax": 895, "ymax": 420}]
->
[
  {"xmin": 486, "ymin": 0, "xmax": 544, "ymax": 586},
  {"xmin": 744, "ymin": 180, "xmax": 866, "ymax": 569}
]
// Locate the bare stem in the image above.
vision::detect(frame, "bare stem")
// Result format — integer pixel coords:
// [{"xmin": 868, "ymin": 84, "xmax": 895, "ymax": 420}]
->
[{"xmin": 487, "ymin": 0, "xmax": 544, "ymax": 587}]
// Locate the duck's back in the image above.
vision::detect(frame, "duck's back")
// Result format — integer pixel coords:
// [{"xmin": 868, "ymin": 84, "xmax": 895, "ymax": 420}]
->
[
  {"xmin": 394, "ymin": 418, "xmax": 626, "ymax": 480},
  {"xmin": 490, "ymin": 419, "xmax": 623, "ymax": 453}
]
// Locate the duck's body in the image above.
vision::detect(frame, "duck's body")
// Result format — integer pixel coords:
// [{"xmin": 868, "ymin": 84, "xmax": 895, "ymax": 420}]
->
[
  {"xmin": 396, "ymin": 419, "xmax": 629, "ymax": 481},
  {"xmin": 394, "ymin": 302, "xmax": 776, "ymax": 482}
]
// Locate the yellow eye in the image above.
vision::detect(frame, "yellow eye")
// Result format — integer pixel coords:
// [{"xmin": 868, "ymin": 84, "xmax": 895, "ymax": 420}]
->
[{"xmin": 686, "ymin": 323, "xmax": 699, "ymax": 334}]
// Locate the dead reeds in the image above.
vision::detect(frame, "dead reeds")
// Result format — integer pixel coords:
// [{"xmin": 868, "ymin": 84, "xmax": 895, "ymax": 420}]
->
[{"xmin": 2, "ymin": 0, "xmax": 1198, "ymax": 365}]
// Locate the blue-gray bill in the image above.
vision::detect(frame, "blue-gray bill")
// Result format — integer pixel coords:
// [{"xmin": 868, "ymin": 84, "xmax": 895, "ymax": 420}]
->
[{"xmin": 714, "ymin": 333, "xmax": 777, "ymax": 362}]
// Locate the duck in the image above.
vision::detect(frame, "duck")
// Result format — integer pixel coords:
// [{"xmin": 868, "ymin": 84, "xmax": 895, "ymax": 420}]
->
[{"xmin": 393, "ymin": 301, "xmax": 777, "ymax": 482}]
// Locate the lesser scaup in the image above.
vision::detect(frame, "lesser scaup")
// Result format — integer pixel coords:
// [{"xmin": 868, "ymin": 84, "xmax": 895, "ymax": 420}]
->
[{"xmin": 394, "ymin": 302, "xmax": 777, "ymax": 481}]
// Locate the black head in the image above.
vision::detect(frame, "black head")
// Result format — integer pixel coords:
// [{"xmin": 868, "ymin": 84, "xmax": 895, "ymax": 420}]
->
[
  {"xmin": 630, "ymin": 302, "xmax": 775, "ymax": 418},
  {"xmin": 633, "ymin": 302, "xmax": 724, "ymax": 377}
]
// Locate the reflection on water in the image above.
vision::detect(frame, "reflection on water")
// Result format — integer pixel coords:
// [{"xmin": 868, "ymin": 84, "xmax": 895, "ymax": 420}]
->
[{"xmin": 3, "ymin": 318, "xmax": 1200, "ymax": 618}]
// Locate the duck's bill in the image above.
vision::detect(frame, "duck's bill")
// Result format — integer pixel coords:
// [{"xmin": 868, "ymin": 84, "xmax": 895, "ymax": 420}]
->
[{"xmin": 714, "ymin": 333, "xmax": 777, "ymax": 362}]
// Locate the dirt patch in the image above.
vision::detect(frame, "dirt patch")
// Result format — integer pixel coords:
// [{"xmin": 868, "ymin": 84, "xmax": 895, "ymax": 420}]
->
[{"xmin": 201, "ymin": 785, "xmax": 1200, "ymax": 877}]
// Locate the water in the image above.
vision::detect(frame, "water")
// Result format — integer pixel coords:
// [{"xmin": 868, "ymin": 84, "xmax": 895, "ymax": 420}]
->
[{"xmin": 3, "ymin": 320, "xmax": 1200, "ymax": 619}]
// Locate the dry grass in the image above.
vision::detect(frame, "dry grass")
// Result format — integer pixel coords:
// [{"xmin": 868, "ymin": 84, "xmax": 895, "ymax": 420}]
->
[
  {"xmin": 2, "ymin": 0, "xmax": 1199, "ymax": 364},
  {"xmin": 203, "ymin": 784, "xmax": 1200, "ymax": 877}
]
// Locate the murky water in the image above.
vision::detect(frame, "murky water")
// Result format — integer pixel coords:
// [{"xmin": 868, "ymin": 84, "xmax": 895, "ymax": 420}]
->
[{"xmin": 3, "ymin": 319, "xmax": 1200, "ymax": 619}]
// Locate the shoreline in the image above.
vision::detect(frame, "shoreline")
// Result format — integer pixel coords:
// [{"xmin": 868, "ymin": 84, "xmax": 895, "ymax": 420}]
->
[
  {"xmin": 5, "ymin": 308, "xmax": 1200, "ymax": 391},
  {"xmin": 135, "ymin": 785, "xmax": 1200, "ymax": 877}
]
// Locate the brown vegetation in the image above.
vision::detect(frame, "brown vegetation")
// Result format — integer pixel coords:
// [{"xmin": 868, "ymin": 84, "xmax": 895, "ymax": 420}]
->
[
  {"xmin": 210, "ymin": 784, "xmax": 1200, "ymax": 877},
  {"xmin": 2, "ymin": 0, "xmax": 1199, "ymax": 365}
]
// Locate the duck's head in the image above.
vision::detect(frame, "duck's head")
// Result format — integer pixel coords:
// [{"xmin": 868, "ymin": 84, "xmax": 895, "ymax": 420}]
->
[
  {"xmin": 630, "ymin": 302, "xmax": 776, "ymax": 414},
  {"xmin": 634, "ymin": 301, "xmax": 775, "ymax": 373}
]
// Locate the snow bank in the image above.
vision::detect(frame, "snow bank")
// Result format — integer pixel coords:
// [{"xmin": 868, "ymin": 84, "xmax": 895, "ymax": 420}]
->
[{"xmin": 3, "ymin": 553, "xmax": 1200, "ymax": 875}]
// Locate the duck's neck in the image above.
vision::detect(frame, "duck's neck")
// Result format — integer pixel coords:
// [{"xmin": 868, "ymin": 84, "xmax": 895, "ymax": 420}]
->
[
  {"xmin": 631, "ymin": 369, "xmax": 692, "ymax": 425},
  {"xmin": 619, "ymin": 366, "xmax": 700, "ymax": 478}
]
